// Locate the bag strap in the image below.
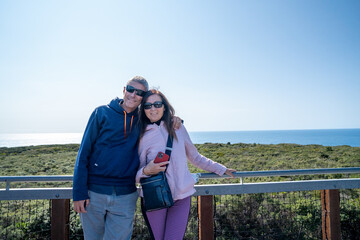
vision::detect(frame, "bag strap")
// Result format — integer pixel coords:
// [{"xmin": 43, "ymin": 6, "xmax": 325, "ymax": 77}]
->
[
  {"xmin": 165, "ymin": 134, "xmax": 173, "ymax": 157},
  {"xmin": 164, "ymin": 134, "xmax": 174, "ymax": 172}
]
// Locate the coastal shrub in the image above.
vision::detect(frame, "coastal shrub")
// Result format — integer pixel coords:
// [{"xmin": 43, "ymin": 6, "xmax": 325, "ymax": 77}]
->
[
  {"xmin": 214, "ymin": 192, "xmax": 322, "ymax": 239},
  {"xmin": 0, "ymin": 205, "xmax": 51, "ymax": 240}
]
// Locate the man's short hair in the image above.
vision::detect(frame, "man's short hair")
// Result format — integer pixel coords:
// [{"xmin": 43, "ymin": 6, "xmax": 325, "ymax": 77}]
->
[{"xmin": 127, "ymin": 76, "xmax": 149, "ymax": 91}]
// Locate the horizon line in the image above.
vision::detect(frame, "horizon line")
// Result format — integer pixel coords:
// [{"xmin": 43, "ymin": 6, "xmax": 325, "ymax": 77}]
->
[{"xmin": 1, "ymin": 127, "xmax": 360, "ymax": 134}]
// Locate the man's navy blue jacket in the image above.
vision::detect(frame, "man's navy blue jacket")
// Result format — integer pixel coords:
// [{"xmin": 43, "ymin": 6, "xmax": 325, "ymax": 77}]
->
[{"xmin": 73, "ymin": 98, "xmax": 140, "ymax": 201}]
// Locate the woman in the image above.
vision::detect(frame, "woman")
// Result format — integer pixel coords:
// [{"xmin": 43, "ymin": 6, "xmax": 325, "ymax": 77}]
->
[{"xmin": 136, "ymin": 89, "xmax": 236, "ymax": 240}]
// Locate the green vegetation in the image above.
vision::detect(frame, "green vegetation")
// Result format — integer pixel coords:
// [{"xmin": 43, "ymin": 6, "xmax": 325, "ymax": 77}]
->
[
  {"xmin": 1, "ymin": 143, "xmax": 359, "ymax": 178},
  {"xmin": 0, "ymin": 144, "xmax": 79, "ymax": 176},
  {"xmin": 1, "ymin": 143, "xmax": 360, "ymax": 239}
]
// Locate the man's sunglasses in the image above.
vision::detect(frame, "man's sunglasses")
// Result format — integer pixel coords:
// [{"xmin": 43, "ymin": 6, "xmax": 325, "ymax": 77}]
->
[
  {"xmin": 126, "ymin": 85, "xmax": 146, "ymax": 97},
  {"xmin": 143, "ymin": 101, "xmax": 164, "ymax": 110}
]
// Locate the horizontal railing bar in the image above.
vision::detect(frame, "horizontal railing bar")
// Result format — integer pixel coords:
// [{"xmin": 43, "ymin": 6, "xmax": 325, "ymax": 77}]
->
[
  {"xmin": 0, "ymin": 188, "xmax": 73, "ymax": 200},
  {"xmin": 0, "ymin": 175, "xmax": 73, "ymax": 182},
  {"xmin": 1, "ymin": 168, "xmax": 360, "ymax": 183},
  {"xmin": 1, "ymin": 178, "xmax": 359, "ymax": 200},
  {"xmin": 199, "ymin": 167, "xmax": 360, "ymax": 179},
  {"xmin": 193, "ymin": 178, "xmax": 360, "ymax": 196}
]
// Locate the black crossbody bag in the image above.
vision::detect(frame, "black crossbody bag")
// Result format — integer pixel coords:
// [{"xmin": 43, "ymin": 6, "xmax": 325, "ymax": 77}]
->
[{"xmin": 140, "ymin": 135, "xmax": 174, "ymax": 211}]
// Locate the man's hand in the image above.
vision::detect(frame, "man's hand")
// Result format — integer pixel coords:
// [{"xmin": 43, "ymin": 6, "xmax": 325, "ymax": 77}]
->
[
  {"xmin": 172, "ymin": 116, "xmax": 183, "ymax": 130},
  {"xmin": 74, "ymin": 199, "xmax": 90, "ymax": 213}
]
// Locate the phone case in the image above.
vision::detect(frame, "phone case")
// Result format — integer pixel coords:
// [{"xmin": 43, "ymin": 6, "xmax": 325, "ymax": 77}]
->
[{"xmin": 154, "ymin": 152, "xmax": 169, "ymax": 163}]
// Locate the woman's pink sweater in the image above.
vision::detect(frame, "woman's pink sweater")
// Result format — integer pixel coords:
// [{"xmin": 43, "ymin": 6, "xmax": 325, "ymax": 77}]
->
[{"xmin": 136, "ymin": 122, "xmax": 227, "ymax": 201}]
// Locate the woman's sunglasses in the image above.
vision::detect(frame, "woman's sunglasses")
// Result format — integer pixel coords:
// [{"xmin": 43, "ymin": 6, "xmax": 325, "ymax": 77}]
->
[
  {"xmin": 126, "ymin": 85, "xmax": 146, "ymax": 97},
  {"xmin": 143, "ymin": 101, "xmax": 164, "ymax": 110}
]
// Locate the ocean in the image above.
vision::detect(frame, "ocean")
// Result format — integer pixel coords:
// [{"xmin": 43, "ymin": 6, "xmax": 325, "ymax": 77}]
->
[{"xmin": 0, "ymin": 129, "xmax": 359, "ymax": 148}]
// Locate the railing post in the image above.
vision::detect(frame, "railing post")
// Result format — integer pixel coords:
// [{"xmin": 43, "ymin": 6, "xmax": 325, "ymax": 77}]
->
[
  {"xmin": 198, "ymin": 195, "xmax": 214, "ymax": 240},
  {"xmin": 321, "ymin": 189, "xmax": 341, "ymax": 240},
  {"xmin": 51, "ymin": 199, "xmax": 70, "ymax": 240}
]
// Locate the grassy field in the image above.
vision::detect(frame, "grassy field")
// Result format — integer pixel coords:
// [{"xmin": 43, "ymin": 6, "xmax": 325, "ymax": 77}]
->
[{"xmin": 1, "ymin": 142, "xmax": 360, "ymax": 178}]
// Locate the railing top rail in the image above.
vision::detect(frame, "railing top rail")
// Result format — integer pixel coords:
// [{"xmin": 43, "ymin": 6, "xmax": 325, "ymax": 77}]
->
[
  {"xmin": 200, "ymin": 167, "xmax": 360, "ymax": 179},
  {"xmin": 1, "ymin": 178, "xmax": 360, "ymax": 200},
  {"xmin": 0, "ymin": 175, "xmax": 73, "ymax": 182},
  {"xmin": 1, "ymin": 167, "xmax": 360, "ymax": 183}
]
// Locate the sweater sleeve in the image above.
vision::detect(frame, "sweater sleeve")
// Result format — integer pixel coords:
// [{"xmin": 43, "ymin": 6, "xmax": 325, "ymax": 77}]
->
[
  {"xmin": 72, "ymin": 109, "xmax": 101, "ymax": 201},
  {"xmin": 136, "ymin": 127, "xmax": 155, "ymax": 183},
  {"xmin": 182, "ymin": 126, "xmax": 227, "ymax": 176},
  {"xmin": 136, "ymin": 141, "xmax": 151, "ymax": 183}
]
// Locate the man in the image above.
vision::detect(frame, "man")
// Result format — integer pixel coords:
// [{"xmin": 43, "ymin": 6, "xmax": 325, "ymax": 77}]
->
[{"xmin": 73, "ymin": 76, "xmax": 149, "ymax": 239}]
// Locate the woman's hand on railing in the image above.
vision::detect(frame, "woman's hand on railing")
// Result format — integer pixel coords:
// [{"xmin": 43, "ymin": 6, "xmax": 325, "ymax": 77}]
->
[
  {"xmin": 225, "ymin": 168, "xmax": 236, "ymax": 178},
  {"xmin": 143, "ymin": 160, "xmax": 169, "ymax": 175},
  {"xmin": 74, "ymin": 199, "xmax": 90, "ymax": 213}
]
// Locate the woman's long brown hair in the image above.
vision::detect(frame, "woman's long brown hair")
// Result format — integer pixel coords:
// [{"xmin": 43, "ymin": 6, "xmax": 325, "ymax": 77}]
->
[{"xmin": 138, "ymin": 89, "xmax": 177, "ymax": 141}]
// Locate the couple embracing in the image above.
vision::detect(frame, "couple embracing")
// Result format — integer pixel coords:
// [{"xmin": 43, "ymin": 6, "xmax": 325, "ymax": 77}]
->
[{"xmin": 73, "ymin": 76, "xmax": 235, "ymax": 240}]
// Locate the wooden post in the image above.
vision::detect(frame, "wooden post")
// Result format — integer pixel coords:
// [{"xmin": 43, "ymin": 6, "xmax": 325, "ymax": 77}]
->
[
  {"xmin": 51, "ymin": 199, "xmax": 70, "ymax": 240},
  {"xmin": 321, "ymin": 189, "xmax": 341, "ymax": 240},
  {"xmin": 198, "ymin": 195, "xmax": 214, "ymax": 240}
]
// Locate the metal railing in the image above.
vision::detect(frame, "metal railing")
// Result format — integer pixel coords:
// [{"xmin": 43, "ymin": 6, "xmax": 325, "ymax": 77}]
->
[
  {"xmin": 1, "ymin": 167, "xmax": 360, "ymax": 240},
  {"xmin": 1, "ymin": 167, "xmax": 360, "ymax": 200}
]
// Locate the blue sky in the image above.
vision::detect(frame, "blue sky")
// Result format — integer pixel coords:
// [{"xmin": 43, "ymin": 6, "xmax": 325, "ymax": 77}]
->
[{"xmin": 0, "ymin": 1, "xmax": 359, "ymax": 133}]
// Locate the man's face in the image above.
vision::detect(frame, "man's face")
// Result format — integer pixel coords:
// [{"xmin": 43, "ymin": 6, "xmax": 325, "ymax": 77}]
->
[{"xmin": 122, "ymin": 81, "xmax": 146, "ymax": 113}]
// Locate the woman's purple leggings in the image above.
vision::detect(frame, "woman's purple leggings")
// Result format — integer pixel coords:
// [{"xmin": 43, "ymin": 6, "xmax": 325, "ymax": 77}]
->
[{"xmin": 142, "ymin": 196, "xmax": 191, "ymax": 240}]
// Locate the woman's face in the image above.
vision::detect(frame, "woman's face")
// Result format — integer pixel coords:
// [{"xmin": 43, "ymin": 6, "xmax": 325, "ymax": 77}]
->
[{"xmin": 144, "ymin": 94, "xmax": 165, "ymax": 123}]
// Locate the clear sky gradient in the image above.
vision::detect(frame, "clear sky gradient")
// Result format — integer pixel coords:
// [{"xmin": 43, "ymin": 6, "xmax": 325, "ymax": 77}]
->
[{"xmin": 1, "ymin": 1, "xmax": 359, "ymax": 133}]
